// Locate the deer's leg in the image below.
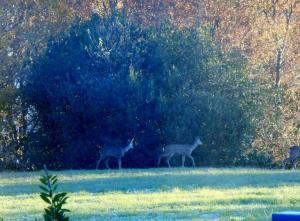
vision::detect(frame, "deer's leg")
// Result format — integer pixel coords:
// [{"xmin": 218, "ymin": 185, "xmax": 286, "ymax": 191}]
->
[
  {"xmin": 105, "ymin": 158, "xmax": 110, "ymax": 169},
  {"xmin": 182, "ymin": 155, "xmax": 186, "ymax": 167},
  {"xmin": 188, "ymin": 155, "xmax": 196, "ymax": 167},
  {"xmin": 118, "ymin": 157, "xmax": 122, "ymax": 169},
  {"xmin": 292, "ymin": 158, "xmax": 297, "ymax": 169},
  {"xmin": 166, "ymin": 154, "xmax": 174, "ymax": 168},
  {"xmin": 96, "ymin": 155, "xmax": 103, "ymax": 169},
  {"xmin": 157, "ymin": 156, "xmax": 162, "ymax": 167}
]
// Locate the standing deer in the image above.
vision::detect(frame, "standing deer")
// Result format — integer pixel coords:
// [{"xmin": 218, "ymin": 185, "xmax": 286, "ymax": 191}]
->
[
  {"xmin": 283, "ymin": 145, "xmax": 300, "ymax": 169},
  {"xmin": 157, "ymin": 137, "xmax": 203, "ymax": 168},
  {"xmin": 96, "ymin": 138, "xmax": 134, "ymax": 169}
]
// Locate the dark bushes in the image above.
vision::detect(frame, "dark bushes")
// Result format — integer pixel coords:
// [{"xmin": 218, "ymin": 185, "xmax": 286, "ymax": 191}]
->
[{"xmin": 21, "ymin": 12, "xmax": 279, "ymax": 169}]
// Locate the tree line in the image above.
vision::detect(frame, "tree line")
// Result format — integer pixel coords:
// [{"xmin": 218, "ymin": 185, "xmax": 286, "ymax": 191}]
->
[{"xmin": 0, "ymin": 0, "xmax": 298, "ymax": 170}]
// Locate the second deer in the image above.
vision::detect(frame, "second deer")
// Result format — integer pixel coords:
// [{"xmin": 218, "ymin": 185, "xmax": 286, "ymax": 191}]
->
[
  {"xmin": 96, "ymin": 138, "xmax": 134, "ymax": 169},
  {"xmin": 157, "ymin": 137, "xmax": 203, "ymax": 168},
  {"xmin": 283, "ymin": 145, "xmax": 300, "ymax": 169}
]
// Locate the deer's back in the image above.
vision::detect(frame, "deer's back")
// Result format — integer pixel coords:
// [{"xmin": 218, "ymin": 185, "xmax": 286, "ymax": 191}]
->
[
  {"xmin": 164, "ymin": 144, "xmax": 191, "ymax": 155},
  {"xmin": 101, "ymin": 146, "xmax": 123, "ymax": 157},
  {"xmin": 289, "ymin": 146, "xmax": 300, "ymax": 158}
]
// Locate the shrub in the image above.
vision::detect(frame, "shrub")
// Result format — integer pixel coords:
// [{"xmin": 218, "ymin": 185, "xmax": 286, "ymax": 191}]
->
[
  {"xmin": 22, "ymin": 11, "xmax": 280, "ymax": 168},
  {"xmin": 39, "ymin": 165, "xmax": 70, "ymax": 221}
]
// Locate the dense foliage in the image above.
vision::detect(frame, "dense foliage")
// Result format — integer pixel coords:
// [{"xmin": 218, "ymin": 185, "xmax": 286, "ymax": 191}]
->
[
  {"xmin": 2, "ymin": 1, "xmax": 297, "ymax": 170},
  {"xmin": 15, "ymin": 10, "xmax": 280, "ymax": 169}
]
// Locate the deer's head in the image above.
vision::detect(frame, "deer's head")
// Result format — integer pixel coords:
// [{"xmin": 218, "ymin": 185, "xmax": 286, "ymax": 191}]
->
[
  {"xmin": 195, "ymin": 137, "xmax": 203, "ymax": 146},
  {"xmin": 127, "ymin": 138, "xmax": 135, "ymax": 150}
]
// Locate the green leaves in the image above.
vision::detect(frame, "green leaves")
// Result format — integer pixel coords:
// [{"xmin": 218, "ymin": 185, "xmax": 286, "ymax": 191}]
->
[{"xmin": 39, "ymin": 165, "xmax": 70, "ymax": 221}]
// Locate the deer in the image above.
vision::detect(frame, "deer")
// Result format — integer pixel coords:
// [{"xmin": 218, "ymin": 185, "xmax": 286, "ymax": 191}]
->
[
  {"xmin": 96, "ymin": 138, "xmax": 134, "ymax": 169},
  {"xmin": 283, "ymin": 145, "xmax": 300, "ymax": 169},
  {"xmin": 157, "ymin": 137, "xmax": 203, "ymax": 168}
]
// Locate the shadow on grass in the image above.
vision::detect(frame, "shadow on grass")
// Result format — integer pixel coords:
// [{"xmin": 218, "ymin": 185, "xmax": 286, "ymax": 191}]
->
[
  {"xmin": 67, "ymin": 203, "xmax": 300, "ymax": 221},
  {"xmin": 5, "ymin": 203, "xmax": 299, "ymax": 221},
  {"xmin": 1, "ymin": 169, "xmax": 300, "ymax": 196}
]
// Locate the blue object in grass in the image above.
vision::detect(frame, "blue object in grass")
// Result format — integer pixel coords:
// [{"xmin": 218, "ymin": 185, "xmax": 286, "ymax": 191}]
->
[{"xmin": 272, "ymin": 212, "xmax": 300, "ymax": 221}]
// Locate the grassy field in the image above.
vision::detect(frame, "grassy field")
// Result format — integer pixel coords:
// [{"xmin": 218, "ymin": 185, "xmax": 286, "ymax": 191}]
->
[{"xmin": 0, "ymin": 168, "xmax": 300, "ymax": 221}]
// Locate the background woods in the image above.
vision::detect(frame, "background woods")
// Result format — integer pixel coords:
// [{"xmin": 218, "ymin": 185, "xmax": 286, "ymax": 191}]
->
[{"xmin": 0, "ymin": 0, "xmax": 299, "ymax": 170}]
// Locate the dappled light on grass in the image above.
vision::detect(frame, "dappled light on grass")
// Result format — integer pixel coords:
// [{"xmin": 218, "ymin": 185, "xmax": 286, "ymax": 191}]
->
[
  {"xmin": 1, "ymin": 168, "xmax": 300, "ymax": 195},
  {"xmin": 1, "ymin": 168, "xmax": 300, "ymax": 220}
]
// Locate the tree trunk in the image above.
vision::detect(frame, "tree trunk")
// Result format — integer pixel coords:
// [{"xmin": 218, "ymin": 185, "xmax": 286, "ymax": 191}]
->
[{"xmin": 275, "ymin": 49, "xmax": 283, "ymax": 87}]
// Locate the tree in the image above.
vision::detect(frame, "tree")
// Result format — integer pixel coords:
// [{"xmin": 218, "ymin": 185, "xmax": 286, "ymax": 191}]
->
[
  {"xmin": 1, "ymin": 0, "xmax": 295, "ymax": 169},
  {"xmin": 0, "ymin": 0, "xmax": 94, "ymax": 170},
  {"xmin": 21, "ymin": 7, "xmax": 277, "ymax": 168}
]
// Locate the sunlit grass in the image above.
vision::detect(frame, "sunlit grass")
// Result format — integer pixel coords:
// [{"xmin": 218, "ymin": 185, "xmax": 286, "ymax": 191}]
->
[{"xmin": 1, "ymin": 168, "xmax": 300, "ymax": 220}]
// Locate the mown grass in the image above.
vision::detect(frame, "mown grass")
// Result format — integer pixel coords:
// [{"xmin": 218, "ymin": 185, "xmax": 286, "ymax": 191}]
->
[{"xmin": 1, "ymin": 168, "xmax": 300, "ymax": 220}]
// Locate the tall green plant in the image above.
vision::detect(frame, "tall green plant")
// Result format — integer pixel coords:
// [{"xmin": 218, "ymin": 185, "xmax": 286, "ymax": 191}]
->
[{"xmin": 39, "ymin": 165, "xmax": 70, "ymax": 221}]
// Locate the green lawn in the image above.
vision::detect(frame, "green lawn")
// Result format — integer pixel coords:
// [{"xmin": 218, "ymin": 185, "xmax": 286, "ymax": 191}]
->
[{"xmin": 1, "ymin": 168, "xmax": 300, "ymax": 220}]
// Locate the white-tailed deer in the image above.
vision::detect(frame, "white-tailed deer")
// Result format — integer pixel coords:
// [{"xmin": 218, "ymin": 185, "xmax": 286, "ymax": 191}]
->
[
  {"xmin": 283, "ymin": 145, "xmax": 300, "ymax": 169},
  {"xmin": 96, "ymin": 138, "xmax": 134, "ymax": 169},
  {"xmin": 157, "ymin": 137, "xmax": 203, "ymax": 168}
]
